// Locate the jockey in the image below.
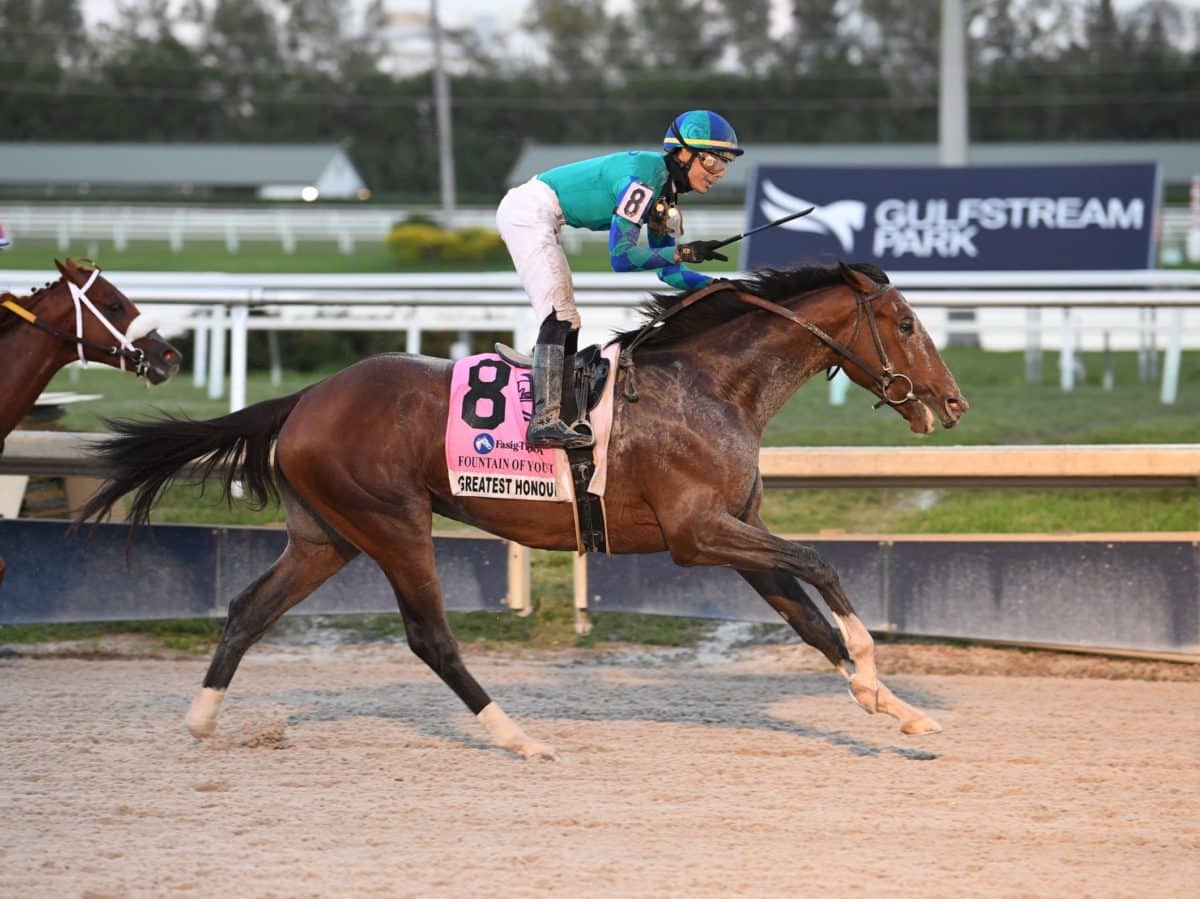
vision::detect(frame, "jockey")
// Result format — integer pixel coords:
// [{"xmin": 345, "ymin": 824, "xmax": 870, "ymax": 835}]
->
[{"xmin": 497, "ymin": 109, "xmax": 743, "ymax": 449}]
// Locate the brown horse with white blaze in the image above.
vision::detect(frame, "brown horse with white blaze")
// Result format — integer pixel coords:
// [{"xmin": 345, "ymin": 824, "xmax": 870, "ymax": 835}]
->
[
  {"xmin": 0, "ymin": 259, "xmax": 180, "ymax": 586},
  {"xmin": 77, "ymin": 261, "xmax": 967, "ymax": 759}
]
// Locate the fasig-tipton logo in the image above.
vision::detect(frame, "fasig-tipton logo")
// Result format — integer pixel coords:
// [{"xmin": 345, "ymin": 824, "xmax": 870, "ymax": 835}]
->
[
  {"xmin": 473, "ymin": 433, "xmax": 496, "ymax": 454},
  {"xmin": 761, "ymin": 181, "xmax": 1147, "ymax": 260}
]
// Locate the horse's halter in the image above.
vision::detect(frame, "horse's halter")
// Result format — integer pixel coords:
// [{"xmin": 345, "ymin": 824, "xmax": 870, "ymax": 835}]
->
[
  {"xmin": 619, "ymin": 278, "xmax": 918, "ymax": 409},
  {"xmin": 1, "ymin": 268, "xmax": 158, "ymax": 377},
  {"xmin": 782, "ymin": 281, "xmax": 918, "ymax": 410}
]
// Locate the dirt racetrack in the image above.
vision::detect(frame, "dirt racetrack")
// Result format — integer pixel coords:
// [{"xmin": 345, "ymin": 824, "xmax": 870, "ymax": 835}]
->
[{"xmin": 2, "ymin": 631, "xmax": 1198, "ymax": 898}]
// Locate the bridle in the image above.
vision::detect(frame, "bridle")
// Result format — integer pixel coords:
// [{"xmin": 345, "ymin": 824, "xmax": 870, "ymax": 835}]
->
[
  {"xmin": 1, "ymin": 268, "xmax": 158, "ymax": 377},
  {"xmin": 618, "ymin": 278, "xmax": 918, "ymax": 409}
]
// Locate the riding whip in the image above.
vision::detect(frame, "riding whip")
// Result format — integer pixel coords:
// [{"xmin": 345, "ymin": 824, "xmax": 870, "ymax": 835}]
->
[{"xmin": 709, "ymin": 207, "xmax": 815, "ymax": 251}]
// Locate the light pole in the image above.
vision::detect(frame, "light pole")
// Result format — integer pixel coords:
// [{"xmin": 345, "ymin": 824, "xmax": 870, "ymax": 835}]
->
[
  {"xmin": 431, "ymin": 0, "xmax": 456, "ymax": 227},
  {"xmin": 939, "ymin": 0, "xmax": 968, "ymax": 167},
  {"xmin": 941, "ymin": 0, "xmax": 978, "ymax": 347}
]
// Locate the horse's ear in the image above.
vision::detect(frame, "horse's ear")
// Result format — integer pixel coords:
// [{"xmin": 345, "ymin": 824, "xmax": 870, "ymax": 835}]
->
[
  {"xmin": 838, "ymin": 260, "xmax": 878, "ymax": 294},
  {"xmin": 55, "ymin": 258, "xmax": 88, "ymax": 284}
]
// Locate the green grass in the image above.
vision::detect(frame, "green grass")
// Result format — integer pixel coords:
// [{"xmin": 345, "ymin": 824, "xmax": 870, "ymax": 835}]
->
[
  {"xmin": 2, "ymin": 240, "xmax": 405, "ymax": 274},
  {"xmin": 759, "ymin": 487, "xmax": 1198, "ymax": 534},
  {"xmin": 765, "ymin": 347, "xmax": 1200, "ymax": 447},
  {"xmin": 0, "ymin": 618, "xmax": 224, "ymax": 652}
]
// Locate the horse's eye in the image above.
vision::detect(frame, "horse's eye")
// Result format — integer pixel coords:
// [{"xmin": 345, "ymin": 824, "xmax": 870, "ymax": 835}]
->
[
  {"xmin": 107, "ymin": 302, "xmax": 123, "ymax": 314},
  {"xmin": 898, "ymin": 318, "xmax": 914, "ymax": 335}
]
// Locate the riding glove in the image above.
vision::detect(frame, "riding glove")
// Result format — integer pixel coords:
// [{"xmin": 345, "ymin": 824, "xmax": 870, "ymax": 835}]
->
[{"xmin": 677, "ymin": 241, "xmax": 729, "ymax": 264}]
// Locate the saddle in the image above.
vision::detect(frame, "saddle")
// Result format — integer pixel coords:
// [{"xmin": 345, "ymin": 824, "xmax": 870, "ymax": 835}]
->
[
  {"xmin": 494, "ymin": 342, "xmax": 610, "ymax": 419},
  {"xmin": 495, "ymin": 341, "xmax": 612, "ymax": 553}
]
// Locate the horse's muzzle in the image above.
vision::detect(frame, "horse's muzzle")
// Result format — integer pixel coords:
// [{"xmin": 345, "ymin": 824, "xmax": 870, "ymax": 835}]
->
[
  {"xmin": 940, "ymin": 395, "xmax": 969, "ymax": 428},
  {"xmin": 139, "ymin": 334, "xmax": 183, "ymax": 385}
]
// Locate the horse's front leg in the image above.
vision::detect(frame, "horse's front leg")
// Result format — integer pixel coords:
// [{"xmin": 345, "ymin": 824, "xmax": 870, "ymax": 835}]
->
[
  {"xmin": 666, "ymin": 510, "xmax": 940, "ymax": 736},
  {"xmin": 738, "ymin": 569, "xmax": 852, "ymax": 678}
]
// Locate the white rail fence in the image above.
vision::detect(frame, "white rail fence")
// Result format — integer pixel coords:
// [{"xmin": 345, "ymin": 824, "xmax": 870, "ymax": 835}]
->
[
  {"xmin": 2, "ymin": 203, "xmax": 1196, "ymax": 258},
  {"xmin": 0, "ymin": 203, "xmax": 736, "ymax": 254},
  {"xmin": 2, "ymin": 269, "xmax": 1199, "ymax": 407}
]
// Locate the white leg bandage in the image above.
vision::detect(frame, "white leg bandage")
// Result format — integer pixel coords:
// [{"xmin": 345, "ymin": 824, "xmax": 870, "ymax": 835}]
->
[
  {"xmin": 476, "ymin": 702, "xmax": 559, "ymax": 761},
  {"xmin": 185, "ymin": 688, "xmax": 226, "ymax": 739}
]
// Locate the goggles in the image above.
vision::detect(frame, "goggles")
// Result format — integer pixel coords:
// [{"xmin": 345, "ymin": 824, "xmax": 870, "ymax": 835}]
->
[{"xmin": 696, "ymin": 150, "xmax": 735, "ymax": 175}]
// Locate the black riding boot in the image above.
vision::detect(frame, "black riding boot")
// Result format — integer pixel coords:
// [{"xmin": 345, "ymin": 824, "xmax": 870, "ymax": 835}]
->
[{"xmin": 526, "ymin": 324, "xmax": 594, "ymax": 450}]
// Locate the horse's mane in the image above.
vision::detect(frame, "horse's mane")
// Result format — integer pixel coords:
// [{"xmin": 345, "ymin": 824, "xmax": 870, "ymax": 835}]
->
[
  {"xmin": 0, "ymin": 278, "xmax": 62, "ymax": 336},
  {"xmin": 613, "ymin": 262, "xmax": 890, "ymax": 350}
]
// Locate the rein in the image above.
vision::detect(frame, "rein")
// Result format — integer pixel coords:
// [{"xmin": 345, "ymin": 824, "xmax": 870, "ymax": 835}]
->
[
  {"xmin": 618, "ymin": 279, "xmax": 916, "ymax": 407},
  {"xmin": 0, "ymin": 270, "xmax": 156, "ymax": 376}
]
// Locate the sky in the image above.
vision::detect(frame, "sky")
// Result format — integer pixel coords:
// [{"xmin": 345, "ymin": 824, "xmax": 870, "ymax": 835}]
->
[
  {"xmin": 78, "ymin": 1, "xmax": 530, "ymax": 30},
  {"xmin": 77, "ymin": 0, "xmax": 1200, "ymax": 35}
]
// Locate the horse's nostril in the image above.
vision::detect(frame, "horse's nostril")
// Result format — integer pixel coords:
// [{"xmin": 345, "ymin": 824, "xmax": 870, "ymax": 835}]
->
[{"xmin": 946, "ymin": 396, "xmax": 969, "ymax": 414}]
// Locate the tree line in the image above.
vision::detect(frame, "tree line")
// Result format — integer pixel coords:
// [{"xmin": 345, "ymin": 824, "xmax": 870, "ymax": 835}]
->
[{"xmin": 1, "ymin": 0, "xmax": 1197, "ymax": 202}]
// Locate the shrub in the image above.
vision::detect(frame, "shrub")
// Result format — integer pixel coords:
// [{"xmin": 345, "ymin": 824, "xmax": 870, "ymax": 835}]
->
[
  {"xmin": 385, "ymin": 222, "xmax": 508, "ymax": 267},
  {"xmin": 444, "ymin": 227, "xmax": 507, "ymax": 265}
]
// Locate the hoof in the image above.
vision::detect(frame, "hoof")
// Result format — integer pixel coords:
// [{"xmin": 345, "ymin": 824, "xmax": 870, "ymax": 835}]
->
[
  {"xmin": 185, "ymin": 688, "xmax": 224, "ymax": 739},
  {"xmin": 900, "ymin": 716, "xmax": 942, "ymax": 736},
  {"xmin": 519, "ymin": 741, "xmax": 560, "ymax": 762},
  {"xmin": 185, "ymin": 712, "xmax": 217, "ymax": 740},
  {"xmin": 849, "ymin": 675, "xmax": 879, "ymax": 714}
]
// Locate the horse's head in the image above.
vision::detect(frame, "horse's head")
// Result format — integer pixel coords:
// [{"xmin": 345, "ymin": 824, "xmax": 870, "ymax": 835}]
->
[
  {"xmin": 53, "ymin": 259, "xmax": 182, "ymax": 385},
  {"xmin": 834, "ymin": 262, "xmax": 968, "ymax": 435}
]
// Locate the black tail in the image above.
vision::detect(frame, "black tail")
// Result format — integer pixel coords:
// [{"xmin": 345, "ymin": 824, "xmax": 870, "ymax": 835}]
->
[{"xmin": 73, "ymin": 389, "xmax": 310, "ymax": 530}]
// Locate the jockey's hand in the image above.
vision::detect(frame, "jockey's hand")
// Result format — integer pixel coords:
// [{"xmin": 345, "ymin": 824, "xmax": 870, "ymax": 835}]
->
[{"xmin": 677, "ymin": 240, "xmax": 728, "ymax": 264}]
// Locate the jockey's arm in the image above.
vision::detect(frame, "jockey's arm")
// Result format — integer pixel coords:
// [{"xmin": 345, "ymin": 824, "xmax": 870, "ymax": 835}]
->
[
  {"xmin": 647, "ymin": 226, "xmax": 710, "ymax": 291},
  {"xmin": 608, "ymin": 216, "xmax": 710, "ymax": 291}
]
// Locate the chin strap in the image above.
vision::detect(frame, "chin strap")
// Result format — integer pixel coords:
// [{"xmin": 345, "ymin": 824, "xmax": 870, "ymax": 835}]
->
[
  {"xmin": 664, "ymin": 151, "xmax": 692, "ymax": 195},
  {"xmin": 666, "ymin": 121, "xmax": 697, "ymax": 194}
]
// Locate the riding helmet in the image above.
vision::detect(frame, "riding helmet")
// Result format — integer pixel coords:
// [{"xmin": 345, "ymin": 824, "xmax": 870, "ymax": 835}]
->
[{"xmin": 662, "ymin": 110, "xmax": 744, "ymax": 157}]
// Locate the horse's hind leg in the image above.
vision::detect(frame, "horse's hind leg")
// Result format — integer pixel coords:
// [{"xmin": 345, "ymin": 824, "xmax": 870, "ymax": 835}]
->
[
  {"xmin": 185, "ymin": 494, "xmax": 357, "ymax": 738},
  {"xmin": 393, "ymin": 572, "xmax": 558, "ymax": 761},
  {"xmin": 299, "ymin": 489, "xmax": 558, "ymax": 761}
]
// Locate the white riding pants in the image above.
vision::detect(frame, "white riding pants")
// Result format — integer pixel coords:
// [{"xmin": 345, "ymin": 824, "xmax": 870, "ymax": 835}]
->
[{"xmin": 496, "ymin": 178, "xmax": 580, "ymax": 329}]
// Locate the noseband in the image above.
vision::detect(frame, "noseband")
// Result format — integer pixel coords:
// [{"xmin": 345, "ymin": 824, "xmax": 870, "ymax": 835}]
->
[
  {"xmin": 619, "ymin": 279, "xmax": 917, "ymax": 408},
  {"xmin": 1, "ymin": 269, "xmax": 156, "ymax": 377}
]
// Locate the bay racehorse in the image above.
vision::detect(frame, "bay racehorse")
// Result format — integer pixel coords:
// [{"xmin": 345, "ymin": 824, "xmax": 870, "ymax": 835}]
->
[
  {"xmin": 77, "ymin": 261, "xmax": 967, "ymax": 759},
  {"xmin": 0, "ymin": 259, "xmax": 180, "ymax": 586}
]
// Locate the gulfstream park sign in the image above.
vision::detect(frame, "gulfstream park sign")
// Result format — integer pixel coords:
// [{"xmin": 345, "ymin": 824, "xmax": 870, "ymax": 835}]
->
[{"xmin": 742, "ymin": 162, "xmax": 1159, "ymax": 270}]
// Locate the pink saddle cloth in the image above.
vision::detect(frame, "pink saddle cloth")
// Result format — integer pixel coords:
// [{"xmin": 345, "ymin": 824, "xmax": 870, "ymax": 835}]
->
[{"xmin": 445, "ymin": 345, "xmax": 619, "ymax": 502}]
